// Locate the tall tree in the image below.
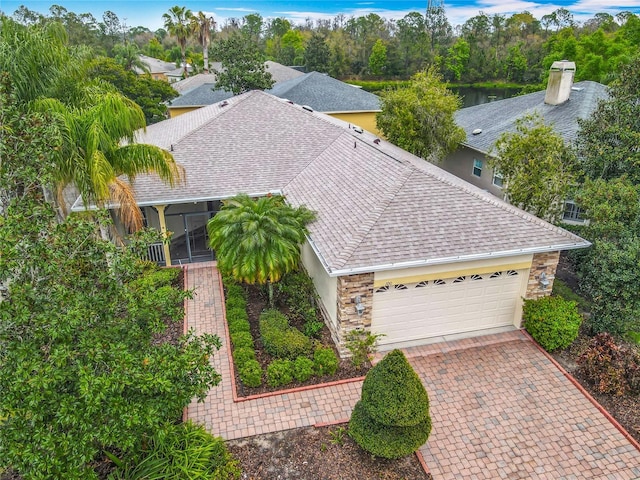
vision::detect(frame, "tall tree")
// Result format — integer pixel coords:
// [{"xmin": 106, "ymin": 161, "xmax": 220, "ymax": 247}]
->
[
  {"xmin": 162, "ymin": 5, "xmax": 193, "ymax": 77},
  {"xmin": 489, "ymin": 113, "xmax": 577, "ymax": 223},
  {"xmin": 304, "ymin": 32, "xmax": 330, "ymax": 73},
  {"xmin": 207, "ymin": 194, "xmax": 316, "ymax": 305},
  {"xmin": 212, "ymin": 33, "xmax": 274, "ymax": 94},
  {"xmin": 368, "ymin": 38, "xmax": 387, "ymax": 76},
  {"xmin": 113, "ymin": 42, "xmax": 149, "ymax": 72},
  {"xmin": 191, "ymin": 11, "xmax": 215, "ymax": 73},
  {"xmin": 376, "ymin": 67, "xmax": 465, "ymax": 161}
]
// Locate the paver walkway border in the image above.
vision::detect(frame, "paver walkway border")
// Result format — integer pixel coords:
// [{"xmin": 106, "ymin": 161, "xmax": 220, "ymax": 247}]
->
[{"xmin": 184, "ymin": 261, "xmax": 640, "ymax": 479}]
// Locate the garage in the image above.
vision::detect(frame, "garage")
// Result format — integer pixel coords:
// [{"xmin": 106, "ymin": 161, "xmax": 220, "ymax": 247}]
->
[{"xmin": 371, "ymin": 269, "xmax": 529, "ymax": 349}]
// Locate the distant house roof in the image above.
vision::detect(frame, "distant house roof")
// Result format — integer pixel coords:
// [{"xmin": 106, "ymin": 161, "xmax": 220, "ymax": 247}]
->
[
  {"xmin": 455, "ymin": 80, "xmax": 608, "ymax": 155},
  {"xmin": 98, "ymin": 91, "xmax": 587, "ymax": 275},
  {"xmin": 171, "ymin": 71, "xmax": 220, "ymax": 94},
  {"xmin": 136, "ymin": 55, "xmax": 176, "ymax": 75},
  {"xmin": 264, "ymin": 61, "xmax": 306, "ymax": 83},
  {"xmin": 168, "ymin": 84, "xmax": 234, "ymax": 107},
  {"xmin": 268, "ymin": 72, "xmax": 381, "ymax": 113}
]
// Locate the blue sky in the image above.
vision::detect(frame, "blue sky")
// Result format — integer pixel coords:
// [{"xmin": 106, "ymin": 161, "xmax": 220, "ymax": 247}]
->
[{"xmin": 2, "ymin": 0, "xmax": 639, "ymax": 30}]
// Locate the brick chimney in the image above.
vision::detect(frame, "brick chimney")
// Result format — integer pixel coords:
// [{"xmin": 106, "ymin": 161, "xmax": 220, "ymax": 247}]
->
[{"xmin": 544, "ymin": 60, "xmax": 576, "ymax": 106}]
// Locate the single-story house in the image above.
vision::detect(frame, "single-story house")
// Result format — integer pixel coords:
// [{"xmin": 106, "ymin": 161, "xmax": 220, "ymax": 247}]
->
[
  {"xmin": 267, "ymin": 71, "xmax": 382, "ymax": 135},
  {"xmin": 168, "ymin": 61, "xmax": 304, "ymax": 117},
  {"xmin": 442, "ymin": 61, "xmax": 608, "ymax": 223},
  {"xmin": 74, "ymin": 90, "xmax": 589, "ymax": 354},
  {"xmin": 135, "ymin": 55, "xmax": 177, "ymax": 82}
]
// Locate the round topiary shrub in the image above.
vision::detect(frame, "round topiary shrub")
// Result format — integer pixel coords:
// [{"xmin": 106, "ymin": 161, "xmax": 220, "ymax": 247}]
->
[
  {"xmin": 259, "ymin": 309, "xmax": 312, "ymax": 359},
  {"xmin": 313, "ymin": 347, "xmax": 339, "ymax": 376},
  {"xmin": 239, "ymin": 359, "xmax": 263, "ymax": 388},
  {"xmin": 349, "ymin": 349, "xmax": 431, "ymax": 459},
  {"xmin": 523, "ymin": 295, "xmax": 582, "ymax": 352},
  {"xmin": 266, "ymin": 359, "xmax": 293, "ymax": 387},
  {"xmin": 292, "ymin": 356, "xmax": 314, "ymax": 382}
]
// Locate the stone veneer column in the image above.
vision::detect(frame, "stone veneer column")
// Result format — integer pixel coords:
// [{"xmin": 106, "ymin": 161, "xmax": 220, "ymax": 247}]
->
[
  {"xmin": 332, "ymin": 273, "xmax": 374, "ymax": 358},
  {"xmin": 525, "ymin": 251, "xmax": 560, "ymax": 300}
]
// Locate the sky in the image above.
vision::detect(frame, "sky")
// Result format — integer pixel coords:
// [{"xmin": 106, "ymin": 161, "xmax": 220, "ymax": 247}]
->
[{"xmin": 1, "ymin": 0, "xmax": 639, "ymax": 31}]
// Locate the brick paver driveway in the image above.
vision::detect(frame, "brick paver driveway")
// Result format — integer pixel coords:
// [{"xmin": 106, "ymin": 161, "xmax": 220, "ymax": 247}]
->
[{"xmin": 186, "ymin": 262, "xmax": 640, "ymax": 479}]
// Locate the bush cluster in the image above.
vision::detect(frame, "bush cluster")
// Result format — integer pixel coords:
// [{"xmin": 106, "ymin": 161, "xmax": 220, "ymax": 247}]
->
[
  {"xmin": 313, "ymin": 347, "xmax": 339, "ymax": 376},
  {"xmin": 224, "ymin": 280, "xmax": 262, "ymax": 388},
  {"xmin": 278, "ymin": 270, "xmax": 325, "ymax": 338},
  {"xmin": 292, "ymin": 356, "xmax": 315, "ymax": 382},
  {"xmin": 266, "ymin": 359, "xmax": 293, "ymax": 387},
  {"xmin": 349, "ymin": 350, "xmax": 431, "ymax": 459},
  {"xmin": 523, "ymin": 295, "xmax": 582, "ymax": 352},
  {"xmin": 259, "ymin": 309, "xmax": 312, "ymax": 359},
  {"xmin": 576, "ymin": 333, "xmax": 640, "ymax": 396}
]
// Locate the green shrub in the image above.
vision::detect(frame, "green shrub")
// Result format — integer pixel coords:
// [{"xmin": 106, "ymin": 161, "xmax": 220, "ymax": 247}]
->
[
  {"xmin": 303, "ymin": 320, "xmax": 325, "ymax": 338},
  {"xmin": 110, "ymin": 421, "xmax": 240, "ymax": 480},
  {"xmin": 227, "ymin": 318, "xmax": 250, "ymax": 335},
  {"xmin": 230, "ymin": 331, "xmax": 254, "ymax": 349},
  {"xmin": 346, "ymin": 329, "xmax": 384, "ymax": 368},
  {"xmin": 259, "ymin": 309, "xmax": 312, "ymax": 359},
  {"xmin": 523, "ymin": 296, "xmax": 582, "ymax": 352},
  {"xmin": 225, "ymin": 295, "xmax": 247, "ymax": 311},
  {"xmin": 224, "ymin": 283, "xmax": 244, "ymax": 300},
  {"xmin": 552, "ymin": 278, "xmax": 590, "ymax": 311},
  {"xmin": 239, "ymin": 359, "xmax": 263, "ymax": 388},
  {"xmin": 266, "ymin": 359, "xmax": 293, "ymax": 387},
  {"xmin": 292, "ymin": 356, "xmax": 315, "ymax": 382},
  {"xmin": 349, "ymin": 350, "xmax": 431, "ymax": 459},
  {"xmin": 313, "ymin": 347, "xmax": 339, "ymax": 376},
  {"xmin": 278, "ymin": 270, "xmax": 319, "ymax": 326},
  {"xmin": 226, "ymin": 307, "xmax": 248, "ymax": 324},
  {"xmin": 576, "ymin": 333, "xmax": 640, "ymax": 395},
  {"xmin": 127, "ymin": 267, "xmax": 180, "ymax": 291},
  {"xmin": 232, "ymin": 347, "xmax": 256, "ymax": 368}
]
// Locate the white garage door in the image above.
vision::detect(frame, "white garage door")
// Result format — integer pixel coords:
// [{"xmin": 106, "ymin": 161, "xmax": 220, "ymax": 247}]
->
[{"xmin": 372, "ymin": 269, "xmax": 527, "ymax": 348}]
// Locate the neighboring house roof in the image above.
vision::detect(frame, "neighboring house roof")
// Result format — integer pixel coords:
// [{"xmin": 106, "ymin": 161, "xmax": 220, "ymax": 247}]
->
[
  {"xmin": 135, "ymin": 55, "xmax": 176, "ymax": 75},
  {"xmin": 99, "ymin": 90, "xmax": 587, "ymax": 275},
  {"xmin": 169, "ymin": 84, "xmax": 234, "ymax": 107},
  {"xmin": 455, "ymin": 81, "xmax": 608, "ymax": 155},
  {"xmin": 172, "ymin": 71, "xmax": 220, "ymax": 93},
  {"xmin": 264, "ymin": 61, "xmax": 306, "ymax": 83},
  {"xmin": 268, "ymin": 72, "xmax": 381, "ymax": 113}
]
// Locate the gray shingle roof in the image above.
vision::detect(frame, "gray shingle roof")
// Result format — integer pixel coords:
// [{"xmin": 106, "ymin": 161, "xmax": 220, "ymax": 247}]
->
[
  {"xmin": 455, "ymin": 81, "xmax": 608, "ymax": 154},
  {"xmin": 172, "ymin": 71, "xmax": 220, "ymax": 93},
  {"xmin": 135, "ymin": 55, "xmax": 176, "ymax": 75},
  {"xmin": 169, "ymin": 84, "xmax": 233, "ymax": 107},
  {"xmin": 123, "ymin": 90, "xmax": 587, "ymax": 274},
  {"xmin": 267, "ymin": 72, "xmax": 382, "ymax": 113}
]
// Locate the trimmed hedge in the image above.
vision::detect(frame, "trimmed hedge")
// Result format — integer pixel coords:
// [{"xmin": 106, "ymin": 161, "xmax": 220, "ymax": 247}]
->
[
  {"xmin": 227, "ymin": 318, "xmax": 250, "ymax": 335},
  {"xmin": 225, "ymin": 295, "xmax": 247, "ymax": 311},
  {"xmin": 523, "ymin": 296, "xmax": 582, "ymax": 352},
  {"xmin": 239, "ymin": 359, "xmax": 263, "ymax": 388},
  {"xmin": 226, "ymin": 307, "xmax": 248, "ymax": 323},
  {"xmin": 313, "ymin": 347, "xmax": 339, "ymax": 376},
  {"xmin": 232, "ymin": 347, "xmax": 256, "ymax": 368},
  {"xmin": 230, "ymin": 331, "xmax": 254, "ymax": 349},
  {"xmin": 349, "ymin": 350, "xmax": 431, "ymax": 459},
  {"xmin": 266, "ymin": 359, "xmax": 293, "ymax": 387},
  {"xmin": 259, "ymin": 309, "xmax": 312, "ymax": 360}
]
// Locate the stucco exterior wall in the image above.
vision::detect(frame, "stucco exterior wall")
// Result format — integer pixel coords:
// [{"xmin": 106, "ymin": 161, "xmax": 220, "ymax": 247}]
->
[
  {"xmin": 441, "ymin": 146, "xmax": 504, "ymax": 198},
  {"xmin": 329, "ymin": 112, "xmax": 380, "ymax": 136},
  {"xmin": 168, "ymin": 106, "xmax": 200, "ymax": 118},
  {"xmin": 300, "ymin": 242, "xmax": 338, "ymax": 328}
]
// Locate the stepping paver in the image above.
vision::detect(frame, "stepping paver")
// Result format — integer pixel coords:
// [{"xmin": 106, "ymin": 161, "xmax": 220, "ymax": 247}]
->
[{"xmin": 185, "ymin": 261, "xmax": 640, "ymax": 478}]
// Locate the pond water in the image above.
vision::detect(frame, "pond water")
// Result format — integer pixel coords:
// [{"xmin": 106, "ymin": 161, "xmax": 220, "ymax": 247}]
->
[{"xmin": 450, "ymin": 86, "xmax": 522, "ymax": 108}]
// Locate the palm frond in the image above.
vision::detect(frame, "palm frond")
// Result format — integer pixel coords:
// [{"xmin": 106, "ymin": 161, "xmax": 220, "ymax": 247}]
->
[{"xmin": 109, "ymin": 177, "xmax": 144, "ymax": 231}]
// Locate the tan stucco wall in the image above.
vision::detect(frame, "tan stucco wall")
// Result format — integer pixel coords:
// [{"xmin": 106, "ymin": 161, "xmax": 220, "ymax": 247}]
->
[
  {"xmin": 441, "ymin": 146, "xmax": 504, "ymax": 198},
  {"xmin": 168, "ymin": 106, "xmax": 200, "ymax": 118},
  {"xmin": 301, "ymin": 242, "xmax": 338, "ymax": 328},
  {"xmin": 373, "ymin": 254, "xmax": 534, "ymax": 288},
  {"xmin": 328, "ymin": 112, "xmax": 380, "ymax": 136}
]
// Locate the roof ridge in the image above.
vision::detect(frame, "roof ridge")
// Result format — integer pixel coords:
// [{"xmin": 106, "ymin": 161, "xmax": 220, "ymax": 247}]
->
[{"xmin": 332, "ymin": 147, "xmax": 414, "ymax": 269}]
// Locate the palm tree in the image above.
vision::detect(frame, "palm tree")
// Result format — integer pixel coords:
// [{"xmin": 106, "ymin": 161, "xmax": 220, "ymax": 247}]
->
[
  {"xmin": 113, "ymin": 43, "xmax": 149, "ymax": 73},
  {"xmin": 207, "ymin": 194, "xmax": 316, "ymax": 305},
  {"xmin": 191, "ymin": 11, "xmax": 215, "ymax": 73},
  {"xmin": 35, "ymin": 90, "xmax": 184, "ymax": 230},
  {"xmin": 163, "ymin": 6, "xmax": 193, "ymax": 78}
]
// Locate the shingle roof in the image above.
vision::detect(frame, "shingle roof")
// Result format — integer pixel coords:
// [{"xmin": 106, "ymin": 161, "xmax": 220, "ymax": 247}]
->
[
  {"xmin": 172, "ymin": 71, "xmax": 220, "ymax": 93},
  {"xmin": 168, "ymin": 84, "xmax": 234, "ymax": 107},
  {"xmin": 135, "ymin": 55, "xmax": 176, "ymax": 75},
  {"xmin": 455, "ymin": 81, "xmax": 608, "ymax": 154},
  {"xmin": 120, "ymin": 90, "xmax": 587, "ymax": 274},
  {"xmin": 267, "ymin": 72, "xmax": 382, "ymax": 113}
]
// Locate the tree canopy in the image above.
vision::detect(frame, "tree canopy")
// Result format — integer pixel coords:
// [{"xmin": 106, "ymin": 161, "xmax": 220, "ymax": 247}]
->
[{"xmin": 376, "ymin": 68, "xmax": 465, "ymax": 160}]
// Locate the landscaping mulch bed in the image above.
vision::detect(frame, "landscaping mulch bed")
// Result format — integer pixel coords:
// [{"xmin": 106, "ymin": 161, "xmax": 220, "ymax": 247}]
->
[
  {"xmin": 228, "ymin": 425, "xmax": 431, "ymax": 480},
  {"xmin": 551, "ymin": 332, "xmax": 640, "ymax": 445},
  {"xmin": 233, "ymin": 284, "xmax": 370, "ymax": 398}
]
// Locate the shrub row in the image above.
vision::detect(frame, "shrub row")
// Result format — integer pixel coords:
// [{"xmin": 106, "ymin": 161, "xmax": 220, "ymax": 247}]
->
[
  {"xmin": 259, "ymin": 309, "xmax": 312, "ymax": 359},
  {"xmin": 224, "ymin": 279, "xmax": 263, "ymax": 388},
  {"xmin": 576, "ymin": 333, "xmax": 640, "ymax": 396},
  {"xmin": 265, "ymin": 348, "xmax": 340, "ymax": 387}
]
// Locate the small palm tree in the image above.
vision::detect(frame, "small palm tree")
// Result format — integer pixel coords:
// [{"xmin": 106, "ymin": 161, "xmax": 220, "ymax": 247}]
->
[
  {"xmin": 191, "ymin": 11, "xmax": 215, "ymax": 73},
  {"xmin": 207, "ymin": 194, "xmax": 316, "ymax": 305},
  {"xmin": 163, "ymin": 6, "xmax": 193, "ymax": 77},
  {"xmin": 113, "ymin": 43, "xmax": 149, "ymax": 73}
]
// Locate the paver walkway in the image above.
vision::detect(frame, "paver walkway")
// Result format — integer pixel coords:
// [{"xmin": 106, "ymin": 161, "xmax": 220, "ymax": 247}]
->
[{"xmin": 185, "ymin": 262, "xmax": 640, "ymax": 478}]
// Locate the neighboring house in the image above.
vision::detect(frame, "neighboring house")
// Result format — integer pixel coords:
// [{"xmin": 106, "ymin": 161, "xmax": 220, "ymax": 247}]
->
[
  {"xmin": 267, "ymin": 72, "xmax": 382, "ymax": 134},
  {"xmin": 135, "ymin": 55, "xmax": 177, "ymax": 81},
  {"xmin": 442, "ymin": 61, "xmax": 608, "ymax": 223},
  {"xmin": 73, "ymin": 91, "xmax": 589, "ymax": 354},
  {"xmin": 165, "ymin": 63, "xmax": 194, "ymax": 83},
  {"xmin": 167, "ymin": 61, "xmax": 304, "ymax": 118}
]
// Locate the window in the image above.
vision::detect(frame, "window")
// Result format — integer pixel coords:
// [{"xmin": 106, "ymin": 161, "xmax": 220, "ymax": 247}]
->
[
  {"xmin": 472, "ymin": 159, "xmax": 483, "ymax": 177},
  {"xmin": 492, "ymin": 171, "xmax": 504, "ymax": 188},
  {"xmin": 563, "ymin": 201, "xmax": 585, "ymax": 223}
]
